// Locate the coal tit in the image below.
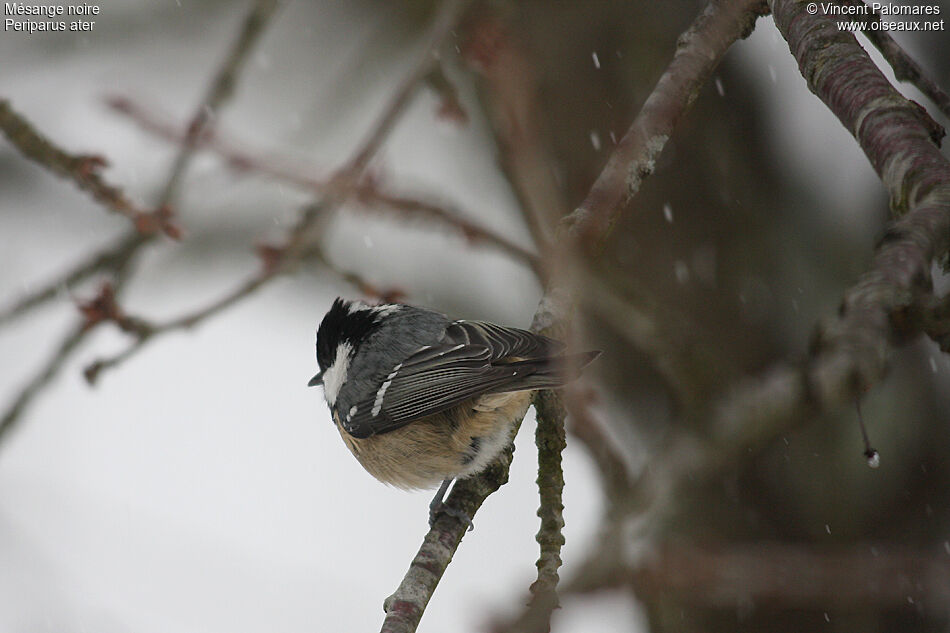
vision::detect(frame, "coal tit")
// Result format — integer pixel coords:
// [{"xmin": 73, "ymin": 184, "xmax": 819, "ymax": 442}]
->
[{"xmin": 308, "ymin": 297, "xmax": 599, "ymax": 518}]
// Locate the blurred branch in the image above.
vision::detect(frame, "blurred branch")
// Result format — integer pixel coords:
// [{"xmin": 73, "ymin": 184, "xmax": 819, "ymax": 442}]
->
[
  {"xmin": 0, "ymin": 231, "xmax": 146, "ymax": 327},
  {"xmin": 107, "ymin": 96, "xmax": 542, "ymax": 276},
  {"xmin": 843, "ymin": 0, "xmax": 950, "ymax": 120},
  {"xmin": 0, "ymin": 100, "xmax": 178, "ymax": 237},
  {"xmin": 915, "ymin": 292, "xmax": 950, "ymax": 353},
  {"xmin": 563, "ymin": 385, "xmax": 634, "ymax": 516},
  {"xmin": 156, "ymin": 0, "xmax": 280, "ymax": 207},
  {"xmin": 630, "ymin": 542, "xmax": 950, "ymax": 611},
  {"xmin": 0, "ymin": 323, "xmax": 87, "ymax": 445},
  {"xmin": 463, "ymin": 11, "xmax": 566, "ymax": 252},
  {"xmin": 82, "ymin": 0, "xmax": 470, "ymax": 387},
  {"xmin": 512, "ymin": 0, "xmax": 950, "ymax": 623},
  {"xmin": 387, "ymin": 2, "xmax": 770, "ymax": 632},
  {"xmin": 560, "ymin": 0, "xmax": 768, "ymax": 251},
  {"xmin": 0, "ymin": 0, "xmax": 275, "ymax": 449},
  {"xmin": 709, "ymin": 0, "xmax": 950, "ymax": 447},
  {"xmin": 82, "ymin": 234, "xmax": 401, "ymax": 384}
]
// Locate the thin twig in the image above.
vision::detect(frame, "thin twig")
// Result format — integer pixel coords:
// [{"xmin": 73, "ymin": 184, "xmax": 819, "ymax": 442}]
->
[
  {"xmin": 0, "ymin": 100, "xmax": 177, "ymax": 236},
  {"xmin": 156, "ymin": 0, "xmax": 280, "ymax": 207},
  {"xmin": 843, "ymin": 0, "xmax": 950, "ymax": 120},
  {"xmin": 0, "ymin": 231, "xmax": 146, "ymax": 327},
  {"xmin": 526, "ymin": 390, "xmax": 567, "ymax": 625},
  {"xmin": 106, "ymin": 95, "xmax": 542, "ymax": 275},
  {"xmin": 83, "ymin": 0, "xmax": 470, "ymax": 386},
  {"xmin": 0, "ymin": 324, "xmax": 88, "ymax": 445},
  {"xmin": 0, "ymin": 0, "xmax": 276, "ymax": 450}
]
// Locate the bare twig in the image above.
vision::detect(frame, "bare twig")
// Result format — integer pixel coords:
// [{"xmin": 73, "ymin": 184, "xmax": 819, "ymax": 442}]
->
[
  {"xmin": 526, "ymin": 389, "xmax": 567, "ymax": 624},
  {"xmin": 0, "ymin": 0, "xmax": 276, "ymax": 448},
  {"xmin": 0, "ymin": 100, "xmax": 178, "ymax": 237},
  {"xmin": 0, "ymin": 232, "xmax": 146, "ymax": 327},
  {"xmin": 156, "ymin": 0, "xmax": 280, "ymax": 207},
  {"xmin": 82, "ymin": 0, "xmax": 471, "ymax": 386},
  {"xmin": 0, "ymin": 324, "xmax": 87, "ymax": 445},
  {"xmin": 106, "ymin": 96, "xmax": 542, "ymax": 275},
  {"xmin": 843, "ymin": 0, "xmax": 950, "ymax": 120}
]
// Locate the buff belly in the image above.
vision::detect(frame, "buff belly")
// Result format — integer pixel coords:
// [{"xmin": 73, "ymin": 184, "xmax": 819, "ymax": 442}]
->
[{"xmin": 334, "ymin": 391, "xmax": 532, "ymax": 490}]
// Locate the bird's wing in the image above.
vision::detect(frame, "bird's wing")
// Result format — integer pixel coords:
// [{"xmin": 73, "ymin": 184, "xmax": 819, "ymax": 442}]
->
[{"xmin": 339, "ymin": 321, "xmax": 569, "ymax": 438}]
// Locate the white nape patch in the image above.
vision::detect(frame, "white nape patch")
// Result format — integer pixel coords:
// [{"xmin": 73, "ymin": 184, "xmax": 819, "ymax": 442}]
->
[
  {"xmin": 321, "ymin": 342, "xmax": 353, "ymax": 406},
  {"xmin": 372, "ymin": 362, "xmax": 402, "ymax": 417},
  {"xmin": 346, "ymin": 300, "xmax": 402, "ymax": 317}
]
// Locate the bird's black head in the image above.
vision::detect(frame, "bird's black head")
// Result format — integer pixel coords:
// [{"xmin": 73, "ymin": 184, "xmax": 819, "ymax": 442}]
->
[{"xmin": 315, "ymin": 297, "xmax": 391, "ymax": 371}]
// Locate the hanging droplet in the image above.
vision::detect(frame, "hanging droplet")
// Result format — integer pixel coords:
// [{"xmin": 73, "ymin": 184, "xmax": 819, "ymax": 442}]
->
[{"xmin": 865, "ymin": 449, "xmax": 880, "ymax": 469}]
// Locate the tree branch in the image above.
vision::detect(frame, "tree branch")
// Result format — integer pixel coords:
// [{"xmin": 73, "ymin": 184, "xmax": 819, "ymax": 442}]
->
[
  {"xmin": 561, "ymin": 0, "xmax": 769, "ymax": 250},
  {"xmin": 383, "ymin": 2, "xmax": 769, "ymax": 631},
  {"xmin": 106, "ymin": 95, "xmax": 542, "ymax": 275},
  {"xmin": 0, "ymin": 100, "xmax": 177, "ymax": 237},
  {"xmin": 633, "ymin": 542, "xmax": 950, "ymax": 611},
  {"xmin": 0, "ymin": 0, "xmax": 276, "ymax": 449},
  {"xmin": 526, "ymin": 389, "xmax": 567, "ymax": 625},
  {"xmin": 844, "ymin": 0, "xmax": 950, "ymax": 121},
  {"xmin": 523, "ymin": 0, "xmax": 950, "ymax": 622},
  {"xmin": 155, "ymin": 0, "xmax": 280, "ymax": 207}
]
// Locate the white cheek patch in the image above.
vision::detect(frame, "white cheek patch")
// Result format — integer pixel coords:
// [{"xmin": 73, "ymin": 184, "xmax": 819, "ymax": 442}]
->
[{"xmin": 321, "ymin": 342, "xmax": 353, "ymax": 406}]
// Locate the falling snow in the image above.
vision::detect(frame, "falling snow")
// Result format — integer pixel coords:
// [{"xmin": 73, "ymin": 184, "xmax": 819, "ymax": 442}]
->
[
  {"xmin": 930, "ymin": 357, "xmax": 938, "ymax": 373},
  {"xmin": 663, "ymin": 203, "xmax": 673, "ymax": 223},
  {"xmin": 715, "ymin": 77, "xmax": 725, "ymax": 96},
  {"xmin": 590, "ymin": 131, "xmax": 602, "ymax": 151},
  {"xmin": 592, "ymin": 51, "xmax": 600, "ymax": 69},
  {"xmin": 674, "ymin": 261, "xmax": 689, "ymax": 284}
]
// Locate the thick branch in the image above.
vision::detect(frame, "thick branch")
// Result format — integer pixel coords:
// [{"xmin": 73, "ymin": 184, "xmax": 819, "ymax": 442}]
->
[
  {"xmin": 542, "ymin": 0, "xmax": 950, "ymax": 616},
  {"xmin": 844, "ymin": 0, "xmax": 950, "ymax": 120},
  {"xmin": 711, "ymin": 0, "xmax": 950, "ymax": 448}
]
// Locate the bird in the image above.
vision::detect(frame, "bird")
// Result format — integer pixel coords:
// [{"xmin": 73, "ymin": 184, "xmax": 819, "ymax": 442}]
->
[{"xmin": 308, "ymin": 297, "xmax": 599, "ymax": 525}]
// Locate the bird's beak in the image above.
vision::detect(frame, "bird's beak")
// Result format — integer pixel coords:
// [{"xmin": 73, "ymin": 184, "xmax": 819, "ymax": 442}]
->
[{"xmin": 307, "ymin": 372, "xmax": 324, "ymax": 387}]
